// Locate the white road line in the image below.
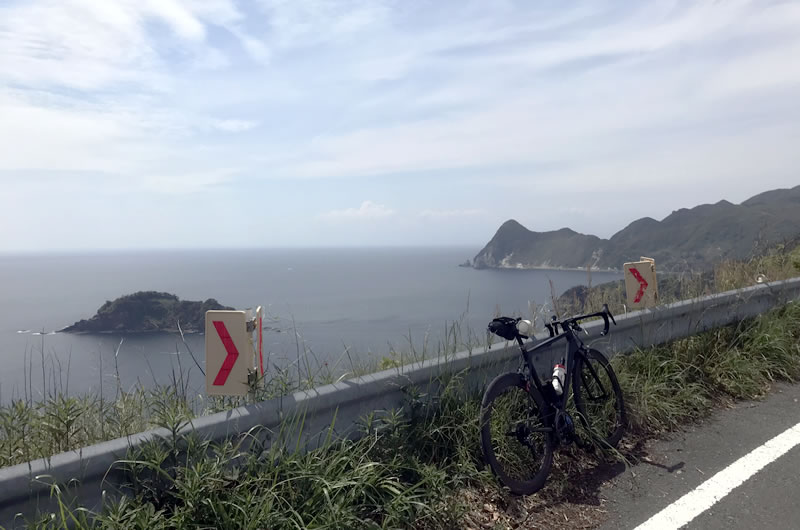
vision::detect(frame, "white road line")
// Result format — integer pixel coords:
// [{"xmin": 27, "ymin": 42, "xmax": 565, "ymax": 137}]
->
[{"xmin": 635, "ymin": 421, "xmax": 800, "ymax": 530}]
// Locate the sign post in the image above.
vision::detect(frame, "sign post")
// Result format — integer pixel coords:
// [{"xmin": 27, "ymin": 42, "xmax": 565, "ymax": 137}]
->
[
  {"xmin": 256, "ymin": 306, "xmax": 265, "ymax": 377},
  {"xmin": 205, "ymin": 307, "xmax": 266, "ymax": 396},
  {"xmin": 205, "ymin": 310, "xmax": 253, "ymax": 396},
  {"xmin": 624, "ymin": 257, "xmax": 658, "ymax": 309}
]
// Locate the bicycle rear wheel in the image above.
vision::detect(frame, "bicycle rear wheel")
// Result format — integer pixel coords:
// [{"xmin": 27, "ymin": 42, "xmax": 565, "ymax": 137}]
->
[
  {"xmin": 573, "ymin": 348, "xmax": 626, "ymax": 448},
  {"xmin": 480, "ymin": 372, "xmax": 555, "ymax": 495}
]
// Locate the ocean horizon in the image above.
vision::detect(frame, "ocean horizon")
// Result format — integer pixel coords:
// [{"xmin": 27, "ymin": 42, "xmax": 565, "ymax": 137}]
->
[{"xmin": 0, "ymin": 248, "xmax": 621, "ymax": 402}]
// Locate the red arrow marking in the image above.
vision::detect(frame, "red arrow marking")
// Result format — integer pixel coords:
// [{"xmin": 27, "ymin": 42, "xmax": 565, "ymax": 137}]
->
[
  {"xmin": 212, "ymin": 321, "xmax": 240, "ymax": 386},
  {"xmin": 630, "ymin": 268, "xmax": 649, "ymax": 303}
]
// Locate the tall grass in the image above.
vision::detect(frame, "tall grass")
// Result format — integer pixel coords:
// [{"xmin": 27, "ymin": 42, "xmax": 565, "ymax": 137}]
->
[
  {"xmin": 4, "ymin": 247, "xmax": 800, "ymax": 527},
  {"xmin": 0, "ymin": 310, "xmax": 484, "ymax": 472},
  {"xmin": 29, "ymin": 374, "xmax": 486, "ymax": 529},
  {"xmin": 560, "ymin": 244, "xmax": 800, "ymax": 317},
  {"xmin": 8, "ymin": 245, "xmax": 794, "ymax": 471},
  {"xmin": 618, "ymin": 301, "xmax": 800, "ymax": 434},
  {"xmin": 21, "ymin": 300, "xmax": 800, "ymax": 529},
  {"xmin": 0, "ymin": 387, "xmax": 200, "ymax": 470}
]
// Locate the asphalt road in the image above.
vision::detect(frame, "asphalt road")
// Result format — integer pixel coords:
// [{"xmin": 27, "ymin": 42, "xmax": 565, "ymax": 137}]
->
[{"xmin": 598, "ymin": 383, "xmax": 800, "ymax": 530}]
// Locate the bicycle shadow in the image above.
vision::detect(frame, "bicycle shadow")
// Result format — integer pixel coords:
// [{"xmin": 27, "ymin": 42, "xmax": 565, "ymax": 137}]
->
[{"xmin": 534, "ymin": 437, "xmax": 686, "ymax": 509}]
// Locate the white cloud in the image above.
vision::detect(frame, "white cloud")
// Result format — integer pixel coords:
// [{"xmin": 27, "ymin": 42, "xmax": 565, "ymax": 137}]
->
[
  {"xmin": 145, "ymin": 0, "xmax": 207, "ymax": 41},
  {"xmin": 268, "ymin": 2, "xmax": 800, "ymax": 182},
  {"xmin": 700, "ymin": 39, "xmax": 800, "ymax": 99},
  {"xmin": 254, "ymin": 0, "xmax": 390, "ymax": 50},
  {"xmin": 320, "ymin": 201, "xmax": 396, "ymax": 220},
  {"xmin": 0, "ymin": 0, "xmax": 267, "ymax": 91},
  {"xmin": 0, "ymin": 0, "xmax": 269, "ymax": 183},
  {"xmin": 5, "ymin": 0, "xmax": 799, "ymax": 185},
  {"xmin": 2, "ymin": 0, "xmax": 800, "ymax": 249}
]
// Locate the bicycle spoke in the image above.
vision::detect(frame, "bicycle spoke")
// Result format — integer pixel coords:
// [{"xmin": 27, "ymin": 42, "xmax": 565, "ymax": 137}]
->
[
  {"xmin": 582, "ymin": 359, "xmax": 609, "ymax": 401},
  {"xmin": 576, "ymin": 351, "xmax": 624, "ymax": 447},
  {"xmin": 487, "ymin": 384, "xmax": 548, "ymax": 484},
  {"xmin": 484, "ymin": 308, "xmax": 622, "ymax": 493}
]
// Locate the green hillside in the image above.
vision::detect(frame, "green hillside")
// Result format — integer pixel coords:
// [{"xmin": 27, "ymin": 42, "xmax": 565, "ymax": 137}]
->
[{"xmin": 473, "ymin": 185, "xmax": 800, "ymax": 271}]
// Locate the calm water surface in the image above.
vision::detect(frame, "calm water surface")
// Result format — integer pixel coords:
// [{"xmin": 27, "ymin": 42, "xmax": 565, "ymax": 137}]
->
[{"xmin": 0, "ymin": 248, "xmax": 621, "ymax": 401}]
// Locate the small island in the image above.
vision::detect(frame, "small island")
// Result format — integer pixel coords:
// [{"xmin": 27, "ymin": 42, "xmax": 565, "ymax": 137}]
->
[{"xmin": 63, "ymin": 291, "xmax": 234, "ymax": 334}]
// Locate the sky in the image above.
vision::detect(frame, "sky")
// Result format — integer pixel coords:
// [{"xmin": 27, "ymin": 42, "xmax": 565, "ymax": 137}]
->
[{"xmin": 1, "ymin": 0, "xmax": 799, "ymax": 251}]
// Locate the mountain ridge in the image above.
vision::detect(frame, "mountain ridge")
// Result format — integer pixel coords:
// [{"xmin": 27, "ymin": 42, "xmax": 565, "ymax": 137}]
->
[{"xmin": 472, "ymin": 185, "xmax": 800, "ymax": 272}]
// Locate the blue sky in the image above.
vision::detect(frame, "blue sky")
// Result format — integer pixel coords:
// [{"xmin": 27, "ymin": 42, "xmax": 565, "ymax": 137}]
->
[{"xmin": 1, "ymin": 0, "xmax": 799, "ymax": 251}]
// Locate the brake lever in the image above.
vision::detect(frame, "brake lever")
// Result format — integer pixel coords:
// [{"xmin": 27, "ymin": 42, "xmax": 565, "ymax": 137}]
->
[
  {"xmin": 602, "ymin": 304, "xmax": 617, "ymax": 324},
  {"xmin": 548, "ymin": 315, "xmax": 561, "ymax": 336},
  {"xmin": 600, "ymin": 314, "xmax": 610, "ymax": 336}
]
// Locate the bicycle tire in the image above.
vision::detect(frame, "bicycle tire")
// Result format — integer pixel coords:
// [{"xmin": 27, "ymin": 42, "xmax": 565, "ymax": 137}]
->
[
  {"xmin": 480, "ymin": 372, "xmax": 555, "ymax": 495},
  {"xmin": 573, "ymin": 348, "xmax": 626, "ymax": 449}
]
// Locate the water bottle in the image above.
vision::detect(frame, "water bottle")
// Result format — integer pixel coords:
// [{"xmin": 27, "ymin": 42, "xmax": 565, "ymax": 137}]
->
[
  {"xmin": 552, "ymin": 363, "xmax": 566, "ymax": 396},
  {"xmin": 516, "ymin": 319, "xmax": 534, "ymax": 337}
]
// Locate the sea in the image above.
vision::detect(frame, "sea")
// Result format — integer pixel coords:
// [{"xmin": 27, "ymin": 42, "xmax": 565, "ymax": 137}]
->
[{"xmin": 0, "ymin": 248, "xmax": 621, "ymax": 403}]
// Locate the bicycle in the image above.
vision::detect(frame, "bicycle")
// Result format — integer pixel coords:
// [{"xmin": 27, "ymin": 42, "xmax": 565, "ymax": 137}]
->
[{"xmin": 479, "ymin": 304, "xmax": 626, "ymax": 494}]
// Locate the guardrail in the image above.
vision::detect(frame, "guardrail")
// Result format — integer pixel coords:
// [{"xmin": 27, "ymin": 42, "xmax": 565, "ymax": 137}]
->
[{"xmin": 2, "ymin": 277, "xmax": 799, "ymax": 525}]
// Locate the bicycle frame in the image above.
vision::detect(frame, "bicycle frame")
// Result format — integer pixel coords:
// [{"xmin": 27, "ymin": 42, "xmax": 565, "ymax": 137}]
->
[
  {"xmin": 513, "ymin": 328, "xmax": 585, "ymax": 414},
  {"xmin": 481, "ymin": 305, "xmax": 622, "ymax": 494},
  {"xmin": 487, "ymin": 304, "xmax": 617, "ymax": 442}
]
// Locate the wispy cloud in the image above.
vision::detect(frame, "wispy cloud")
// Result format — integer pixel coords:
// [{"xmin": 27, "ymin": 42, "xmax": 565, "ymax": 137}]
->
[
  {"xmin": 271, "ymin": 1, "xmax": 800, "ymax": 182},
  {"xmin": 0, "ymin": 0, "xmax": 250, "ymax": 90},
  {"xmin": 1, "ymin": 0, "xmax": 799, "ymax": 249},
  {"xmin": 320, "ymin": 201, "xmax": 395, "ymax": 220}
]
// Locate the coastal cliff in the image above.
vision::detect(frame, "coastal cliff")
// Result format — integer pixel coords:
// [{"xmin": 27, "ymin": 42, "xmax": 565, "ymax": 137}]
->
[{"xmin": 472, "ymin": 185, "xmax": 800, "ymax": 272}]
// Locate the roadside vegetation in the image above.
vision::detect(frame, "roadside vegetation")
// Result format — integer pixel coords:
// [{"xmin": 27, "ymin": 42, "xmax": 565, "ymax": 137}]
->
[
  {"xmin": 2, "ymin": 246, "xmax": 799, "ymax": 528},
  {"xmin": 556, "ymin": 242, "xmax": 800, "ymax": 317},
  {"xmin": 0, "ymin": 317, "xmax": 481, "ymax": 471},
  {"xmin": 21, "ymin": 300, "xmax": 800, "ymax": 529}
]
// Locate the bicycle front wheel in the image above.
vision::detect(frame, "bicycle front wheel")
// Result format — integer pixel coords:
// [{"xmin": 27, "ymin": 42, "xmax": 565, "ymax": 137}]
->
[
  {"xmin": 480, "ymin": 372, "xmax": 555, "ymax": 495},
  {"xmin": 573, "ymin": 348, "xmax": 626, "ymax": 449}
]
